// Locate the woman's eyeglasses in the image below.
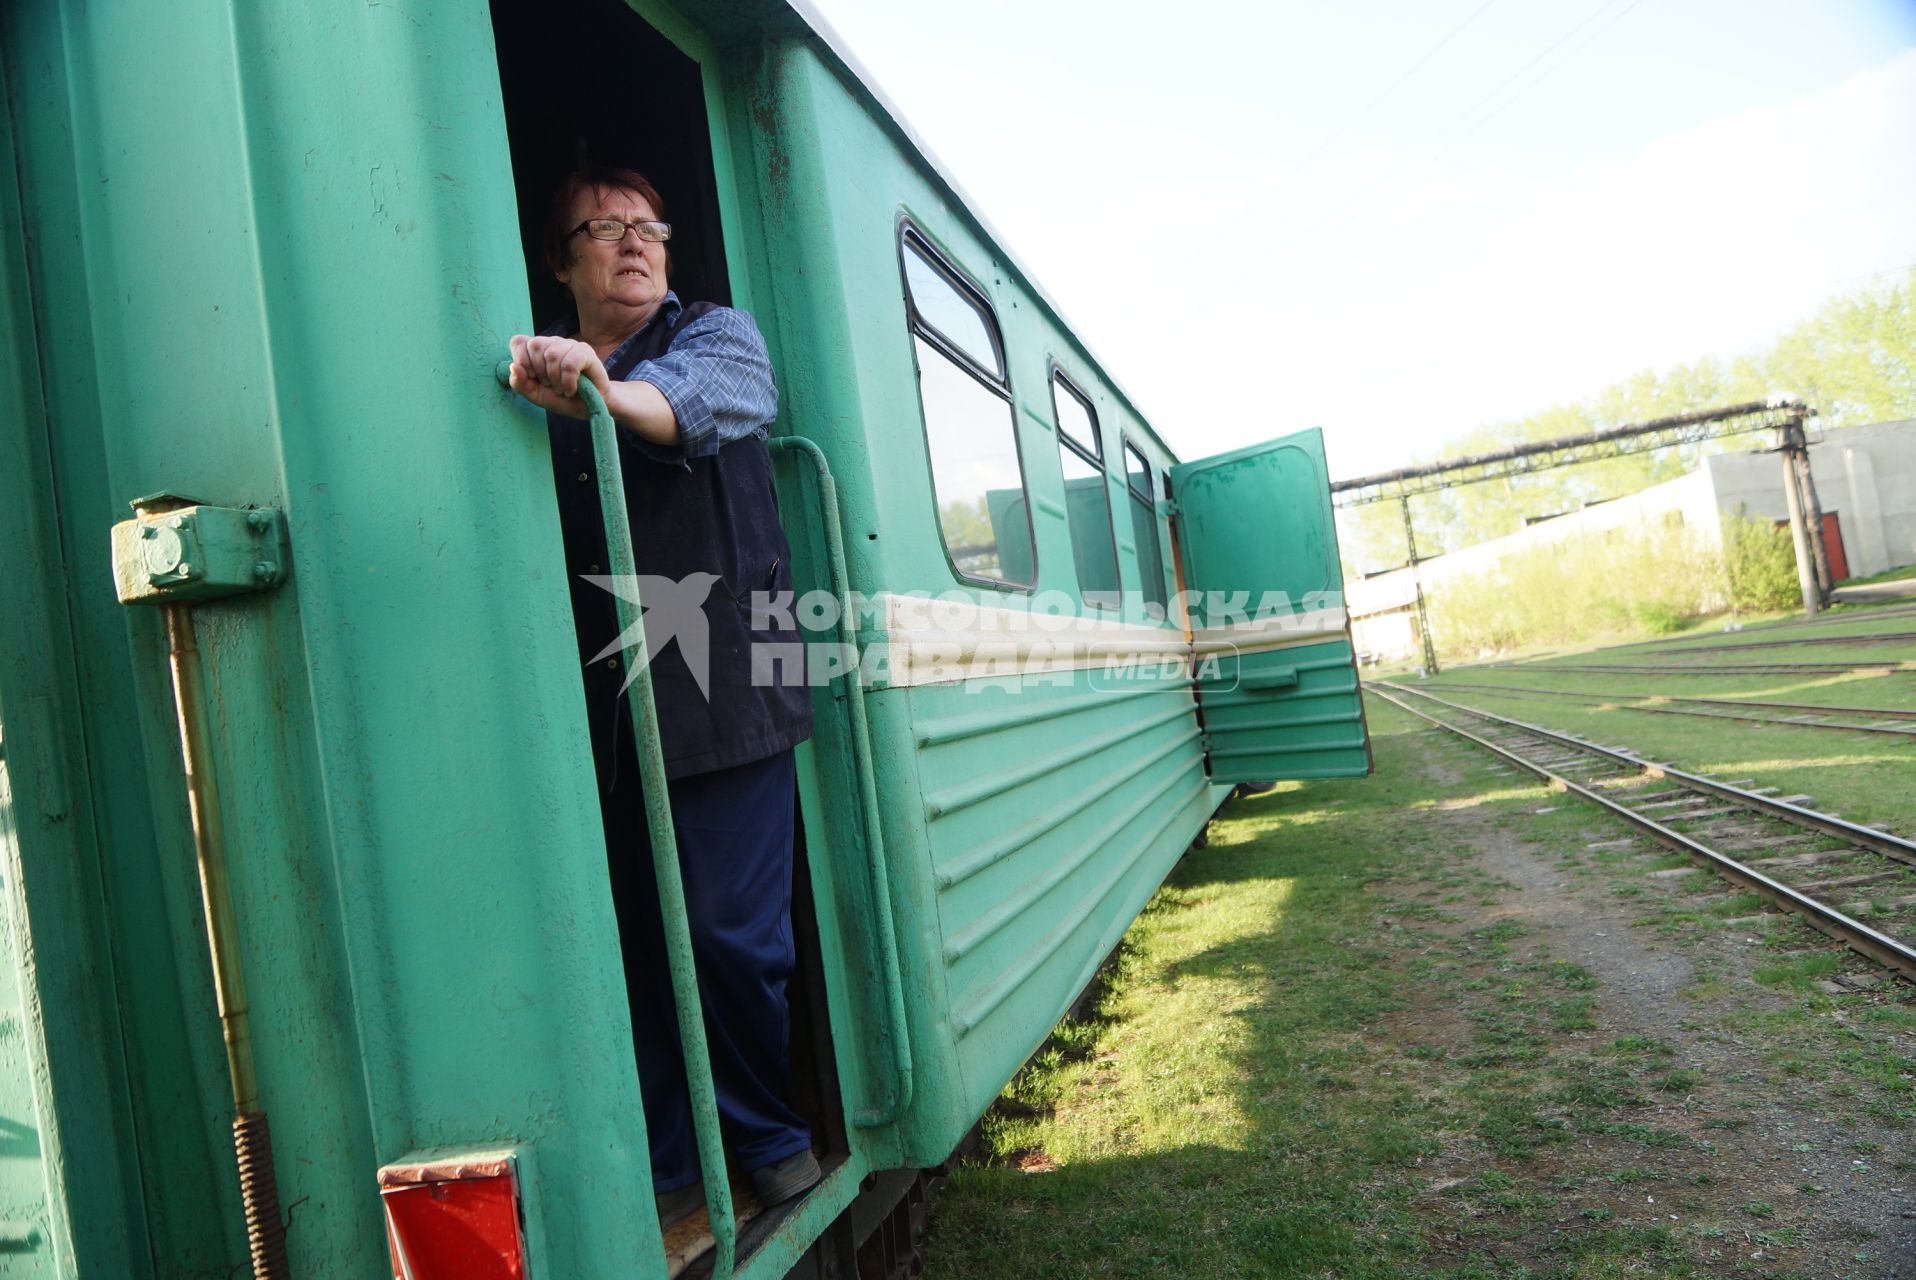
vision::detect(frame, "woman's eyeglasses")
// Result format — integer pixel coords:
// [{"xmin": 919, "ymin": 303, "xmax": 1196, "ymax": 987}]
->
[{"xmin": 570, "ymin": 218, "xmax": 672, "ymax": 243}]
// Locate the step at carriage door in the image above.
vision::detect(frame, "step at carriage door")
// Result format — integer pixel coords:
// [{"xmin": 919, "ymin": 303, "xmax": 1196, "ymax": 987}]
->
[{"xmin": 1169, "ymin": 428, "xmax": 1372, "ymax": 782}]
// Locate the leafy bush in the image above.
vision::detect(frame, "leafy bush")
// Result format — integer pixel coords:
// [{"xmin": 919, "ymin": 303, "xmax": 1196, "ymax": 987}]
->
[
  {"xmin": 1721, "ymin": 508, "xmax": 1801, "ymax": 611},
  {"xmin": 1424, "ymin": 528, "xmax": 1725, "ymax": 658}
]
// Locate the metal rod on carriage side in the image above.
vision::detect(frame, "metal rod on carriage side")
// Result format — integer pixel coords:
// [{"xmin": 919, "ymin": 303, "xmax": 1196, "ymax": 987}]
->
[
  {"xmin": 769, "ymin": 435, "xmax": 914, "ymax": 1126},
  {"xmin": 163, "ymin": 604, "xmax": 289, "ymax": 1280}
]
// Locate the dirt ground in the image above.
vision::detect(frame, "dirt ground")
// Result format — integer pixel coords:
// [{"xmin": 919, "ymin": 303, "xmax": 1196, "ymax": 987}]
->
[{"xmin": 1385, "ymin": 731, "xmax": 1916, "ymax": 1279}]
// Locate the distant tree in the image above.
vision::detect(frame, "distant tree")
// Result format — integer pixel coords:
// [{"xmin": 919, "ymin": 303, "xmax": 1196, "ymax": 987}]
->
[{"xmin": 1340, "ymin": 268, "xmax": 1915, "ymax": 573}]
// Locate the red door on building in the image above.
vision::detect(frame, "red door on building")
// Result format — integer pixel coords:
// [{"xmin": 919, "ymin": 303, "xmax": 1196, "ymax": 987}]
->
[
  {"xmin": 1772, "ymin": 513, "xmax": 1850, "ymax": 582},
  {"xmin": 1822, "ymin": 513, "xmax": 1850, "ymax": 582}
]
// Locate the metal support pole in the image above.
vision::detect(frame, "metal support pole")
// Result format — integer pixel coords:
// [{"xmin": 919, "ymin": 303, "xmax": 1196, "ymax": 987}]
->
[
  {"xmin": 1791, "ymin": 434, "xmax": 1833, "ymax": 602},
  {"xmin": 1401, "ymin": 496, "xmax": 1439, "ymax": 675},
  {"xmin": 1777, "ymin": 424, "xmax": 1820, "ymax": 617}
]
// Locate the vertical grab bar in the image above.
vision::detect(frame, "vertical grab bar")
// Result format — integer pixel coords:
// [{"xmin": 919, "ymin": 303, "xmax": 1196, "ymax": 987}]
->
[
  {"xmin": 496, "ymin": 363, "xmax": 736, "ymax": 1277},
  {"xmin": 766, "ymin": 436, "xmax": 913, "ymax": 1127}
]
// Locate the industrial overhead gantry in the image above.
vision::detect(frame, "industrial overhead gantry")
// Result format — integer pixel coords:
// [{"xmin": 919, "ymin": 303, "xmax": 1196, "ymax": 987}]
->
[{"xmin": 1332, "ymin": 397, "xmax": 1835, "ymax": 673}]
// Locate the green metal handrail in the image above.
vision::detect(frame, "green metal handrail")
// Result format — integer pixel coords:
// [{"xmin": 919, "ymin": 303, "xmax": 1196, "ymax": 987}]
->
[
  {"xmin": 495, "ymin": 362, "xmax": 736, "ymax": 1277},
  {"xmin": 767, "ymin": 436, "xmax": 913, "ymax": 1128}
]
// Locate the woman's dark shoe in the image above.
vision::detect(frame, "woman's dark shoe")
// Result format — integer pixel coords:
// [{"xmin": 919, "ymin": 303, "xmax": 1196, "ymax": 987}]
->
[
  {"xmin": 656, "ymin": 1181, "xmax": 705, "ymax": 1232},
  {"xmin": 750, "ymin": 1150, "xmax": 821, "ymax": 1206}
]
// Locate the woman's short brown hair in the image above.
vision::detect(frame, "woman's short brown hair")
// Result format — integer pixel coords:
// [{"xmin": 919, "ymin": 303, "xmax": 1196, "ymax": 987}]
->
[{"xmin": 542, "ymin": 166, "xmax": 668, "ymax": 277}]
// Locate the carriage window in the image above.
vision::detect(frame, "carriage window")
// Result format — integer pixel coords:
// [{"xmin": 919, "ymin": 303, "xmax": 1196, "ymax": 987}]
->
[
  {"xmin": 1124, "ymin": 441, "xmax": 1168, "ymax": 617},
  {"xmin": 901, "ymin": 230, "xmax": 1035, "ymax": 587},
  {"xmin": 1052, "ymin": 373, "xmax": 1120, "ymax": 609},
  {"xmin": 903, "ymin": 240, "xmax": 1002, "ymax": 377}
]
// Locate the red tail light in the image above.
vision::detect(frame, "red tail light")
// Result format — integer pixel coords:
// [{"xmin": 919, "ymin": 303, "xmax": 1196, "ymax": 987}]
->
[{"xmin": 380, "ymin": 1152, "xmax": 527, "ymax": 1280}]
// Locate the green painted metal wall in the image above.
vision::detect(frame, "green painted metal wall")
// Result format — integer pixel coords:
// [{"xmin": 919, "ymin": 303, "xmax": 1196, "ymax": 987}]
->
[
  {"xmin": 1, "ymin": 18, "xmax": 198, "ymax": 1274},
  {"xmin": 0, "ymin": 2, "xmax": 1358, "ymax": 1275},
  {"xmin": 1, "ymin": 0, "xmax": 686, "ymax": 1273}
]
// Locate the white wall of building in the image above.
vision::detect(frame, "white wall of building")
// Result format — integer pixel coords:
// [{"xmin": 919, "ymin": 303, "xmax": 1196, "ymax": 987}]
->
[
  {"xmin": 1347, "ymin": 469, "xmax": 1718, "ymax": 624},
  {"xmin": 1705, "ymin": 418, "xmax": 1916, "ymax": 579}
]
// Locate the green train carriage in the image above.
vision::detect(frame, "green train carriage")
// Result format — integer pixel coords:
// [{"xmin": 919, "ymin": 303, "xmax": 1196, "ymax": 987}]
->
[{"xmin": 0, "ymin": 0, "xmax": 1372, "ymax": 1276}]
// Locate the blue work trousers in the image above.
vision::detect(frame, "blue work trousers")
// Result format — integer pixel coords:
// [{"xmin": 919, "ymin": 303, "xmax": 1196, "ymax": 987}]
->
[{"xmin": 603, "ymin": 747, "xmax": 812, "ymax": 1191}]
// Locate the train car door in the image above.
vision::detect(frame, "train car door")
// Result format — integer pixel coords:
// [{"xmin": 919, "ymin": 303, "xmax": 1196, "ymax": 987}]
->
[
  {"xmin": 486, "ymin": 0, "xmax": 852, "ymax": 1258},
  {"xmin": 1169, "ymin": 427, "xmax": 1373, "ymax": 782}
]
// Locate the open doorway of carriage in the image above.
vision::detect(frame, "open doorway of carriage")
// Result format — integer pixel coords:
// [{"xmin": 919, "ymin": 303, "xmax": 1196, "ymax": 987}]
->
[{"xmin": 487, "ymin": 0, "xmax": 848, "ymax": 1237}]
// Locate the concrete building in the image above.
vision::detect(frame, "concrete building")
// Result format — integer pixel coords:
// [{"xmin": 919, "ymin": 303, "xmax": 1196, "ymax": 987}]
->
[{"xmin": 1349, "ymin": 418, "xmax": 1916, "ymax": 662}]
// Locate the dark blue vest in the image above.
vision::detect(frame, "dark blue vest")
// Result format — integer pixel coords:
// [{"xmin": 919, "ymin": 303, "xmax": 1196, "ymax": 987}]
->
[{"xmin": 547, "ymin": 302, "xmax": 813, "ymax": 784}]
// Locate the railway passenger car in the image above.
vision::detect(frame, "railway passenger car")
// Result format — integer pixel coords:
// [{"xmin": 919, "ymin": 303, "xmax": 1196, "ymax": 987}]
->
[{"xmin": 0, "ymin": 0, "xmax": 1371, "ymax": 1275}]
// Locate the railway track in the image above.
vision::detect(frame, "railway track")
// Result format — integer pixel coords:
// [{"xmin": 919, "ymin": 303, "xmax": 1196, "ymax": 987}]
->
[
  {"xmin": 1370, "ymin": 680, "xmax": 1916, "ymax": 982},
  {"xmin": 1426, "ymin": 681, "xmax": 1916, "ymax": 741},
  {"xmin": 1436, "ymin": 604, "xmax": 1916, "ymax": 681},
  {"xmin": 1598, "ymin": 604, "xmax": 1916, "ymax": 654},
  {"xmin": 1523, "ymin": 659, "xmax": 1916, "ymax": 678},
  {"xmin": 1586, "ymin": 629, "xmax": 1916, "ymax": 659}
]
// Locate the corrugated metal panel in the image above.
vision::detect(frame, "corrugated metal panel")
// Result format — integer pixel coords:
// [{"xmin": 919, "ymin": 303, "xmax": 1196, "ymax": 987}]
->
[{"xmin": 906, "ymin": 672, "xmax": 1210, "ymax": 1121}]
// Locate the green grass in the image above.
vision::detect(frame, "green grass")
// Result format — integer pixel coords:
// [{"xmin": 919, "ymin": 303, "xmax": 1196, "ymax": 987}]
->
[
  {"xmin": 922, "ymin": 693, "xmax": 1916, "ymax": 1279},
  {"xmin": 1837, "ymin": 562, "xmax": 1916, "ymax": 588}
]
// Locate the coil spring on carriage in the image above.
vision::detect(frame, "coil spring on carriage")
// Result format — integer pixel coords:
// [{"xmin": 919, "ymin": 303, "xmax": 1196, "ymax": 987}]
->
[{"xmin": 233, "ymin": 1110, "xmax": 290, "ymax": 1280}]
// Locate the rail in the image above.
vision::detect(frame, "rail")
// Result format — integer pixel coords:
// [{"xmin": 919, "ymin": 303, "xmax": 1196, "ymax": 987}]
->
[
  {"xmin": 497, "ymin": 362, "xmax": 737, "ymax": 1277},
  {"xmin": 1383, "ymin": 682, "xmax": 1916, "ymax": 866},
  {"xmin": 1507, "ymin": 660, "xmax": 1916, "ymax": 678},
  {"xmin": 1427, "ymin": 681, "xmax": 1916, "ymax": 740},
  {"xmin": 1370, "ymin": 683, "xmax": 1916, "ymax": 979}
]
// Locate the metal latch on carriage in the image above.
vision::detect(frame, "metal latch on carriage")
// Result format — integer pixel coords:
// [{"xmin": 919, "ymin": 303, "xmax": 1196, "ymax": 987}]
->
[{"xmin": 109, "ymin": 492, "xmax": 288, "ymax": 605}]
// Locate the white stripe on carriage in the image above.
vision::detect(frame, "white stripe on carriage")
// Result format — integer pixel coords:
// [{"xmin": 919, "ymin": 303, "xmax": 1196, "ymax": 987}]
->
[{"xmin": 875, "ymin": 593, "xmax": 1351, "ymax": 687}]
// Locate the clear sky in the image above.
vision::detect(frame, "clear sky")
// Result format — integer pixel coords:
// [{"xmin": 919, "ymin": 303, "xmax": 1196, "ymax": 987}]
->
[{"xmin": 804, "ymin": 0, "xmax": 1916, "ymax": 481}]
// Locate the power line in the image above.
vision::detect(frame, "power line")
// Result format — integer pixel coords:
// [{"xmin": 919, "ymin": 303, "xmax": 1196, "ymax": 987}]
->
[
  {"xmin": 1427, "ymin": 0, "xmax": 1639, "ymax": 144},
  {"xmin": 1818, "ymin": 259, "xmax": 1916, "ymax": 291},
  {"xmin": 1182, "ymin": 0, "xmax": 1667, "ymax": 306},
  {"xmin": 1302, "ymin": 0, "xmax": 1502, "ymax": 167},
  {"xmin": 1178, "ymin": 0, "xmax": 1502, "ymax": 270},
  {"xmin": 1457, "ymin": 0, "xmax": 1646, "ymax": 139}
]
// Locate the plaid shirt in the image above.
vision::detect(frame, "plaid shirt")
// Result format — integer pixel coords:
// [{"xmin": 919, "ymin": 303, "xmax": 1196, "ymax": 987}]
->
[{"xmin": 555, "ymin": 292, "xmax": 778, "ymax": 467}]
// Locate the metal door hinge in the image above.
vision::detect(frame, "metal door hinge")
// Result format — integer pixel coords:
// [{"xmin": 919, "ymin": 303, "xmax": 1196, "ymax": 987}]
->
[{"xmin": 111, "ymin": 493, "xmax": 289, "ymax": 606}]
